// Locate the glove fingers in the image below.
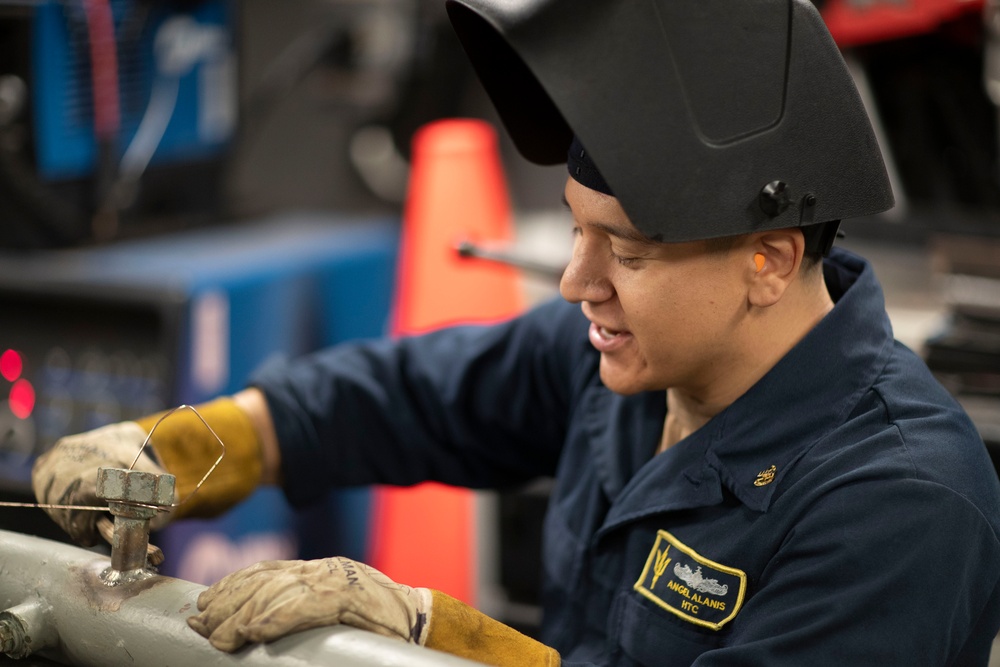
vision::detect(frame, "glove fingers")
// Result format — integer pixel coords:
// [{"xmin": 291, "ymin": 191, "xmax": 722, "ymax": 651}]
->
[
  {"xmin": 202, "ymin": 600, "xmax": 258, "ymax": 652},
  {"xmin": 193, "ymin": 567, "xmax": 309, "ymax": 637},
  {"xmin": 196, "ymin": 560, "xmax": 289, "ymax": 611},
  {"xmin": 186, "ymin": 614, "xmax": 210, "ymax": 637},
  {"xmin": 203, "ymin": 581, "xmax": 313, "ymax": 652},
  {"xmin": 193, "ymin": 584, "xmax": 277, "ymax": 652},
  {"xmin": 239, "ymin": 593, "xmax": 342, "ymax": 644},
  {"xmin": 66, "ymin": 508, "xmax": 101, "ymax": 547},
  {"xmin": 54, "ymin": 477, "xmax": 101, "ymax": 547},
  {"xmin": 193, "ymin": 577, "xmax": 266, "ymax": 629}
]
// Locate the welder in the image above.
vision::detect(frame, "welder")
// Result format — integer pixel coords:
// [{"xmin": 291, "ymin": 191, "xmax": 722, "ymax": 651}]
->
[{"xmin": 32, "ymin": 1, "xmax": 1000, "ymax": 665}]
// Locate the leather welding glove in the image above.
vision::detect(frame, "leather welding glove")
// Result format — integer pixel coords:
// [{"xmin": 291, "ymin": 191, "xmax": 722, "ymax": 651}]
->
[
  {"xmin": 32, "ymin": 397, "xmax": 262, "ymax": 546},
  {"xmin": 31, "ymin": 421, "xmax": 169, "ymax": 546},
  {"xmin": 188, "ymin": 557, "xmax": 560, "ymax": 667}
]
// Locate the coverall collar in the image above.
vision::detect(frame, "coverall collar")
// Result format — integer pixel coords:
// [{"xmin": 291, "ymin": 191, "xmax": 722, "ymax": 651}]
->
[
  {"xmin": 594, "ymin": 248, "xmax": 894, "ymax": 536},
  {"xmin": 706, "ymin": 248, "xmax": 894, "ymax": 511}
]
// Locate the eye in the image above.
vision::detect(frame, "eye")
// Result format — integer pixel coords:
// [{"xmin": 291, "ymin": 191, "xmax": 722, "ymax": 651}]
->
[
  {"xmin": 614, "ymin": 254, "xmax": 642, "ymax": 268},
  {"xmin": 610, "ymin": 243, "xmax": 645, "ymax": 268}
]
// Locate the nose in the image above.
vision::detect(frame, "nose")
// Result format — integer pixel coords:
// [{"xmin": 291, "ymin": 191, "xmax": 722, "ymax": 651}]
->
[{"xmin": 559, "ymin": 234, "xmax": 614, "ymax": 304}]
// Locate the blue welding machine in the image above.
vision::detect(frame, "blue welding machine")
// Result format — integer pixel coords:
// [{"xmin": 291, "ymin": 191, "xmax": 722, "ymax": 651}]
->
[
  {"xmin": 0, "ymin": 0, "xmax": 236, "ymax": 248},
  {"xmin": 0, "ymin": 213, "xmax": 399, "ymax": 581},
  {"xmin": 31, "ymin": 0, "xmax": 234, "ymax": 180}
]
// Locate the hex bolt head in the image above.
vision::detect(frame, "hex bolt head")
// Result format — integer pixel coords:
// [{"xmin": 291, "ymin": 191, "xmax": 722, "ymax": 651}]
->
[{"xmin": 96, "ymin": 467, "xmax": 176, "ymax": 507}]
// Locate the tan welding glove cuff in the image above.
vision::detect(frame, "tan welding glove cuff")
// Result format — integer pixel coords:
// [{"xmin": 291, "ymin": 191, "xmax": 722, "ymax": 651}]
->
[
  {"xmin": 136, "ymin": 397, "xmax": 262, "ymax": 520},
  {"xmin": 426, "ymin": 590, "xmax": 560, "ymax": 667}
]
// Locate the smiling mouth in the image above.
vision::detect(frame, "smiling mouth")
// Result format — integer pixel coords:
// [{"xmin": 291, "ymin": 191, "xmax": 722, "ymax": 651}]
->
[
  {"xmin": 588, "ymin": 321, "xmax": 632, "ymax": 352},
  {"xmin": 596, "ymin": 325, "xmax": 622, "ymax": 339}
]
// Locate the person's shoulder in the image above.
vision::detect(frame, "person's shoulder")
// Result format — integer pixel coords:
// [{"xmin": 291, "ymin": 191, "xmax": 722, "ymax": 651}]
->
[
  {"xmin": 867, "ymin": 342, "xmax": 1000, "ymax": 525},
  {"xmin": 873, "ymin": 340, "xmax": 981, "ymax": 450},
  {"xmin": 793, "ymin": 338, "xmax": 998, "ymax": 514}
]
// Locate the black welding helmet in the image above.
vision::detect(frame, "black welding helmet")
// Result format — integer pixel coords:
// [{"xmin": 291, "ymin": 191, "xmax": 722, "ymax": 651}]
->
[{"xmin": 445, "ymin": 0, "xmax": 895, "ymax": 253}]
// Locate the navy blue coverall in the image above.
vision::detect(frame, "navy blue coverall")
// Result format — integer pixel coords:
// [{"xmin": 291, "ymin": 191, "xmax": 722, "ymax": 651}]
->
[{"xmin": 253, "ymin": 248, "xmax": 1000, "ymax": 666}]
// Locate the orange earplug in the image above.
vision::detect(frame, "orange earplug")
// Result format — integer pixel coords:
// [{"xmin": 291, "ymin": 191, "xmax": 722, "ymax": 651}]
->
[{"xmin": 754, "ymin": 253, "xmax": 766, "ymax": 272}]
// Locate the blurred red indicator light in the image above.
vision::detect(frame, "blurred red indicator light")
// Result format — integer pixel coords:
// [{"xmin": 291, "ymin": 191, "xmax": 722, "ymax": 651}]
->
[
  {"xmin": 9, "ymin": 379, "xmax": 35, "ymax": 419},
  {"xmin": 1, "ymin": 349, "xmax": 22, "ymax": 382}
]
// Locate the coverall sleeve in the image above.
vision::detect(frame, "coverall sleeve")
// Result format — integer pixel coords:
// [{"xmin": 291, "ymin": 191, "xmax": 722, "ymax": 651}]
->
[
  {"xmin": 250, "ymin": 297, "xmax": 590, "ymax": 508},
  {"xmin": 692, "ymin": 478, "xmax": 1000, "ymax": 667}
]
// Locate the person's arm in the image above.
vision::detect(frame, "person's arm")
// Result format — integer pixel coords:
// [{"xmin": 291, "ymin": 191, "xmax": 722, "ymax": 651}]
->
[
  {"xmin": 232, "ymin": 388, "xmax": 281, "ymax": 485},
  {"xmin": 33, "ymin": 297, "xmax": 587, "ymax": 542},
  {"xmin": 186, "ymin": 299, "xmax": 588, "ymax": 665},
  {"xmin": 251, "ymin": 297, "xmax": 588, "ymax": 507}
]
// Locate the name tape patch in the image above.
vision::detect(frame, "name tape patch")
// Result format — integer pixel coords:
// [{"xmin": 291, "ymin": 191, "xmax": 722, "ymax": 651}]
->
[{"xmin": 634, "ymin": 530, "xmax": 747, "ymax": 630}]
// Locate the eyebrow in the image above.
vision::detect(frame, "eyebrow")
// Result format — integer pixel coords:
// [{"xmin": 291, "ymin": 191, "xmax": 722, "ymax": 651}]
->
[{"xmin": 560, "ymin": 194, "xmax": 656, "ymax": 246}]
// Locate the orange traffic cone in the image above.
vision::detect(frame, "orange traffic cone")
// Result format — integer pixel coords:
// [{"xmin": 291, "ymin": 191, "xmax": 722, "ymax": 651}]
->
[{"xmin": 368, "ymin": 119, "xmax": 524, "ymax": 605}]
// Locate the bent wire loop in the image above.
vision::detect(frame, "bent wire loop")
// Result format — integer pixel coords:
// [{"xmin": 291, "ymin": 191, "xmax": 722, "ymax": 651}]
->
[{"xmin": 129, "ymin": 403, "xmax": 226, "ymax": 509}]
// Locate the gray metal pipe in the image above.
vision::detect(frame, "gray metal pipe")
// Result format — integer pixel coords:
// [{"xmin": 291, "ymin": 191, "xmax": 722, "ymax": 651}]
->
[{"xmin": 0, "ymin": 529, "xmax": 485, "ymax": 667}]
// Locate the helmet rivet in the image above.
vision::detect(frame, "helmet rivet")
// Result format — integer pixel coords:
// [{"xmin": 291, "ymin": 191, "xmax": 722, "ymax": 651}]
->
[{"xmin": 759, "ymin": 181, "xmax": 790, "ymax": 217}]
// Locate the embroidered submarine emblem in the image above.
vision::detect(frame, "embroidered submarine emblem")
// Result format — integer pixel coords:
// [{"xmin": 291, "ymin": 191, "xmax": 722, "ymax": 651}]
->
[
  {"xmin": 674, "ymin": 564, "xmax": 728, "ymax": 596},
  {"xmin": 753, "ymin": 465, "xmax": 777, "ymax": 487},
  {"xmin": 635, "ymin": 530, "xmax": 747, "ymax": 630}
]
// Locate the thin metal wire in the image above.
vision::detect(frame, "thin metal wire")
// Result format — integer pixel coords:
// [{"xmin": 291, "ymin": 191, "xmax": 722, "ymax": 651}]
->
[
  {"xmin": 133, "ymin": 404, "xmax": 226, "ymax": 508},
  {"xmin": 0, "ymin": 501, "xmax": 109, "ymax": 511},
  {"xmin": 0, "ymin": 500, "xmax": 167, "ymax": 513}
]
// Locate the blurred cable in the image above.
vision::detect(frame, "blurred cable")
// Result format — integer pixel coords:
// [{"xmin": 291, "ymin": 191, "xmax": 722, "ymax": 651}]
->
[{"xmin": 81, "ymin": 0, "xmax": 123, "ymax": 240}]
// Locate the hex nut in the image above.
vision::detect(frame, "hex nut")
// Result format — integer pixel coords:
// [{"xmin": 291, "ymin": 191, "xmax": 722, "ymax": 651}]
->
[
  {"xmin": 0, "ymin": 612, "xmax": 29, "ymax": 659},
  {"xmin": 96, "ymin": 467, "xmax": 176, "ymax": 506}
]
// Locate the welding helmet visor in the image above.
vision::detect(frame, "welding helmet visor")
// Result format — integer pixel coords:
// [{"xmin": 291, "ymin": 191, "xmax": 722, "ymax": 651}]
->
[{"xmin": 445, "ymin": 0, "xmax": 894, "ymax": 252}]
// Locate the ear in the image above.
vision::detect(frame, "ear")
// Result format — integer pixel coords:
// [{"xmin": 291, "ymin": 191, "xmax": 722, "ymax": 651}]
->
[{"xmin": 747, "ymin": 229, "xmax": 805, "ymax": 308}]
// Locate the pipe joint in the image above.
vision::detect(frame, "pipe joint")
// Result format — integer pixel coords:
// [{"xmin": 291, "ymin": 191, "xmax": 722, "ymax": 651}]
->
[{"xmin": 0, "ymin": 599, "xmax": 57, "ymax": 659}]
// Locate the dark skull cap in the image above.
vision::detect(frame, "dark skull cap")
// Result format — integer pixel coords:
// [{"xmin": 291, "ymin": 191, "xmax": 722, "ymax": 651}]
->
[
  {"xmin": 445, "ymin": 0, "xmax": 894, "ymax": 243},
  {"xmin": 568, "ymin": 136, "xmax": 614, "ymax": 196}
]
